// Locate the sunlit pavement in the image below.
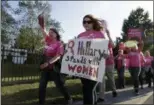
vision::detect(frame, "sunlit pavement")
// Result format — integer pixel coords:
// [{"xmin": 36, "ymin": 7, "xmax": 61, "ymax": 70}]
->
[{"xmin": 74, "ymin": 84, "xmax": 153, "ymax": 105}]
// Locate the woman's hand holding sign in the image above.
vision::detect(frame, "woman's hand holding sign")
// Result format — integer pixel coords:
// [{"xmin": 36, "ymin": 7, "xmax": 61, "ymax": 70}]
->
[{"xmin": 40, "ymin": 62, "xmax": 49, "ymax": 69}]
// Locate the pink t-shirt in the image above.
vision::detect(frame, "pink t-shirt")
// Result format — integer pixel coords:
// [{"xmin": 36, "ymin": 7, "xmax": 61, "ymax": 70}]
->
[
  {"xmin": 45, "ymin": 35, "xmax": 53, "ymax": 46},
  {"xmin": 117, "ymin": 54, "xmax": 126, "ymax": 70},
  {"xmin": 44, "ymin": 41, "xmax": 64, "ymax": 69},
  {"xmin": 106, "ymin": 42, "xmax": 114, "ymax": 65},
  {"xmin": 140, "ymin": 52, "xmax": 145, "ymax": 67},
  {"xmin": 78, "ymin": 30, "xmax": 114, "ymax": 66},
  {"xmin": 127, "ymin": 51, "xmax": 141, "ymax": 67},
  {"xmin": 145, "ymin": 56, "xmax": 153, "ymax": 66},
  {"xmin": 78, "ymin": 30, "xmax": 105, "ymax": 39},
  {"xmin": 44, "ymin": 41, "xmax": 64, "ymax": 57},
  {"xmin": 125, "ymin": 59, "xmax": 130, "ymax": 69}
]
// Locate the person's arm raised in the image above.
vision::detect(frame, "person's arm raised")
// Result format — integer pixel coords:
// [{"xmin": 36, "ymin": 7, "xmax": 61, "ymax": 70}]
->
[
  {"xmin": 106, "ymin": 29, "xmax": 115, "ymax": 48},
  {"xmin": 38, "ymin": 14, "xmax": 48, "ymax": 38},
  {"xmin": 40, "ymin": 26, "xmax": 48, "ymax": 38}
]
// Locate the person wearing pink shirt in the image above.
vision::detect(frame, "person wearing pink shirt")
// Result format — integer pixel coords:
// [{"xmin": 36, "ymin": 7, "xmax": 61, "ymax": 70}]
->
[
  {"xmin": 144, "ymin": 50, "xmax": 154, "ymax": 88},
  {"xmin": 115, "ymin": 49, "xmax": 126, "ymax": 89},
  {"xmin": 38, "ymin": 15, "xmax": 72, "ymax": 105},
  {"xmin": 77, "ymin": 14, "xmax": 105, "ymax": 105},
  {"xmin": 125, "ymin": 45, "xmax": 141, "ymax": 95},
  {"xmin": 97, "ymin": 21, "xmax": 117, "ymax": 103},
  {"xmin": 139, "ymin": 51, "xmax": 146, "ymax": 89}
]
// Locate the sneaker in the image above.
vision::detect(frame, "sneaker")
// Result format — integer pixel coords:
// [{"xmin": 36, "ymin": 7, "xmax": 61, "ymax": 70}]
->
[
  {"xmin": 67, "ymin": 98, "xmax": 73, "ymax": 105},
  {"xmin": 135, "ymin": 89, "xmax": 139, "ymax": 95},
  {"xmin": 148, "ymin": 85, "xmax": 151, "ymax": 88},
  {"xmin": 112, "ymin": 91, "xmax": 117, "ymax": 97},
  {"xmin": 97, "ymin": 98, "xmax": 105, "ymax": 103}
]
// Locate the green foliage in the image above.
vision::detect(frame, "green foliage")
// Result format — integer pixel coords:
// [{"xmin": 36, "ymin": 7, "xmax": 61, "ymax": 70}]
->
[
  {"xmin": 121, "ymin": 7, "xmax": 153, "ymax": 41},
  {"xmin": 16, "ymin": 27, "xmax": 43, "ymax": 50},
  {"xmin": 121, "ymin": 7, "xmax": 153, "ymax": 54},
  {"xmin": 1, "ymin": 1, "xmax": 17, "ymax": 44},
  {"xmin": 14, "ymin": 1, "xmax": 63, "ymax": 50}
]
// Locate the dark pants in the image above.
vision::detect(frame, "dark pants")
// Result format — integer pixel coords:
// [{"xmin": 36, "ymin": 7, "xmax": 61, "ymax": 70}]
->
[
  {"xmin": 145, "ymin": 68, "xmax": 154, "ymax": 87},
  {"xmin": 81, "ymin": 78, "xmax": 97, "ymax": 105},
  {"xmin": 129, "ymin": 67, "xmax": 140, "ymax": 90},
  {"xmin": 139, "ymin": 67, "xmax": 145, "ymax": 87},
  {"xmin": 117, "ymin": 67, "xmax": 125, "ymax": 88},
  {"xmin": 39, "ymin": 70, "xmax": 71, "ymax": 104}
]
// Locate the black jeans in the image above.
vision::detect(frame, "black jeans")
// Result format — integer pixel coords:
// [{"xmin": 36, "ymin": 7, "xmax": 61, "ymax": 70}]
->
[
  {"xmin": 81, "ymin": 78, "xmax": 97, "ymax": 105},
  {"xmin": 117, "ymin": 67, "xmax": 125, "ymax": 88},
  {"xmin": 145, "ymin": 68, "xmax": 154, "ymax": 87},
  {"xmin": 129, "ymin": 67, "xmax": 140, "ymax": 90},
  {"xmin": 39, "ymin": 70, "xmax": 71, "ymax": 104},
  {"xmin": 139, "ymin": 67, "xmax": 145, "ymax": 87}
]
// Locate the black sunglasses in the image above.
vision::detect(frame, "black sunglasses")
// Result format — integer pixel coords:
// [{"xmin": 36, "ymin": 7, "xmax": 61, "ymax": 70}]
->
[{"xmin": 83, "ymin": 20, "xmax": 93, "ymax": 24}]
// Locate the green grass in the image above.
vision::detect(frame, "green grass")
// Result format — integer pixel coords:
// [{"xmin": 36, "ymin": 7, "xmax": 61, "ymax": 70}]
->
[
  {"xmin": 1, "ymin": 79, "xmax": 82, "ymax": 105},
  {"xmin": 1, "ymin": 71, "xmax": 131, "ymax": 105},
  {"xmin": 1, "ymin": 62, "xmax": 131, "ymax": 105}
]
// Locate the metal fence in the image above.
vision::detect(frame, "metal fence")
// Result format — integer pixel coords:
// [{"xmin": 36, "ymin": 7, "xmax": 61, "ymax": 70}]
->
[
  {"xmin": 1, "ymin": 47, "xmax": 131, "ymax": 86},
  {"xmin": 1, "ymin": 47, "xmax": 42, "ymax": 85}
]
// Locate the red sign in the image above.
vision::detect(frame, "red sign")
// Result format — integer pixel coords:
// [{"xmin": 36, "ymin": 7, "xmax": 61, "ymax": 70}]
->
[{"xmin": 127, "ymin": 28, "xmax": 143, "ymax": 39}]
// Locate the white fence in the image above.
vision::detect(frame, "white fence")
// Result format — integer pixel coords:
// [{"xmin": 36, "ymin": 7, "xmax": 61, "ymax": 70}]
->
[{"xmin": 1, "ymin": 47, "xmax": 28, "ymax": 64}]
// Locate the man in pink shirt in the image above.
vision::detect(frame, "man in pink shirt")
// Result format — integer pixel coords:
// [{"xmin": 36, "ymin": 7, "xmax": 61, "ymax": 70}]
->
[
  {"xmin": 139, "ymin": 51, "xmax": 146, "ymax": 89},
  {"xmin": 144, "ymin": 50, "xmax": 154, "ymax": 88}
]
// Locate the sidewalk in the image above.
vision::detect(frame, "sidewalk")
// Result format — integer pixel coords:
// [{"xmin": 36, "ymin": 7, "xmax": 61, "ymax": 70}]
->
[{"xmin": 74, "ymin": 85, "xmax": 153, "ymax": 104}]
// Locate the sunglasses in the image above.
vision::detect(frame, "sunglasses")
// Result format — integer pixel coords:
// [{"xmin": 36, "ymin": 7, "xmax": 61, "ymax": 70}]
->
[{"xmin": 83, "ymin": 20, "xmax": 93, "ymax": 24}]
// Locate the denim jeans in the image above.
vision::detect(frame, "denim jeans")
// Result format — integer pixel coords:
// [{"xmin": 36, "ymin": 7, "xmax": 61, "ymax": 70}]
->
[
  {"xmin": 139, "ymin": 67, "xmax": 145, "ymax": 87},
  {"xmin": 145, "ymin": 67, "xmax": 154, "ymax": 87},
  {"xmin": 39, "ymin": 70, "xmax": 71, "ymax": 104},
  {"xmin": 117, "ymin": 67, "xmax": 125, "ymax": 88}
]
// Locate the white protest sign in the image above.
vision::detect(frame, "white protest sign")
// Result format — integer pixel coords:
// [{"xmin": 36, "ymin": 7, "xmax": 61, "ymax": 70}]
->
[{"xmin": 61, "ymin": 39, "xmax": 109, "ymax": 82}]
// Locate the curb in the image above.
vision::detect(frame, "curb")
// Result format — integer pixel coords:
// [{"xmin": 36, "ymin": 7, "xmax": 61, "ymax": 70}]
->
[
  {"xmin": 74, "ymin": 85, "xmax": 153, "ymax": 105},
  {"xmin": 138, "ymin": 91, "xmax": 153, "ymax": 104},
  {"xmin": 115, "ymin": 91, "xmax": 153, "ymax": 104}
]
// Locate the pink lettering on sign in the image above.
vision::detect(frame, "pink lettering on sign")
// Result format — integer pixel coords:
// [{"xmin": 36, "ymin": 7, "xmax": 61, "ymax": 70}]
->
[
  {"xmin": 68, "ymin": 40, "xmax": 75, "ymax": 55},
  {"xmin": 127, "ymin": 28, "xmax": 143, "ymax": 39},
  {"xmin": 67, "ymin": 64, "xmax": 98, "ymax": 78}
]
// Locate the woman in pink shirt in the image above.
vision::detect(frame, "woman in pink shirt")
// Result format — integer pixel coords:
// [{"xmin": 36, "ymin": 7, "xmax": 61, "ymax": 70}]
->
[
  {"xmin": 38, "ymin": 14, "xmax": 72, "ymax": 105},
  {"xmin": 125, "ymin": 45, "xmax": 141, "ymax": 95},
  {"xmin": 115, "ymin": 49, "xmax": 126, "ymax": 89},
  {"xmin": 144, "ymin": 50, "xmax": 154, "ymax": 88},
  {"xmin": 97, "ymin": 21, "xmax": 117, "ymax": 103},
  {"xmin": 77, "ymin": 14, "xmax": 106, "ymax": 105}
]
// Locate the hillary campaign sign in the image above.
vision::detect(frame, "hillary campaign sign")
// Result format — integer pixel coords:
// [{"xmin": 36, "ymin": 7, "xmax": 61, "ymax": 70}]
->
[
  {"xmin": 127, "ymin": 28, "xmax": 143, "ymax": 39},
  {"xmin": 60, "ymin": 39, "xmax": 109, "ymax": 82}
]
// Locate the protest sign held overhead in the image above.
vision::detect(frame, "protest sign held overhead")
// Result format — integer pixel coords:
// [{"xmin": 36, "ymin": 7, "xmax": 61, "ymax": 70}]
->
[
  {"xmin": 127, "ymin": 28, "xmax": 144, "ymax": 40},
  {"xmin": 61, "ymin": 38, "xmax": 109, "ymax": 82}
]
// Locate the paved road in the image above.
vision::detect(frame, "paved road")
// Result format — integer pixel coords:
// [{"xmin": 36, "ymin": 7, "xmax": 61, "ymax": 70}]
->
[
  {"xmin": 74, "ymin": 85, "xmax": 153, "ymax": 105},
  {"xmin": 143, "ymin": 94, "xmax": 154, "ymax": 104}
]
